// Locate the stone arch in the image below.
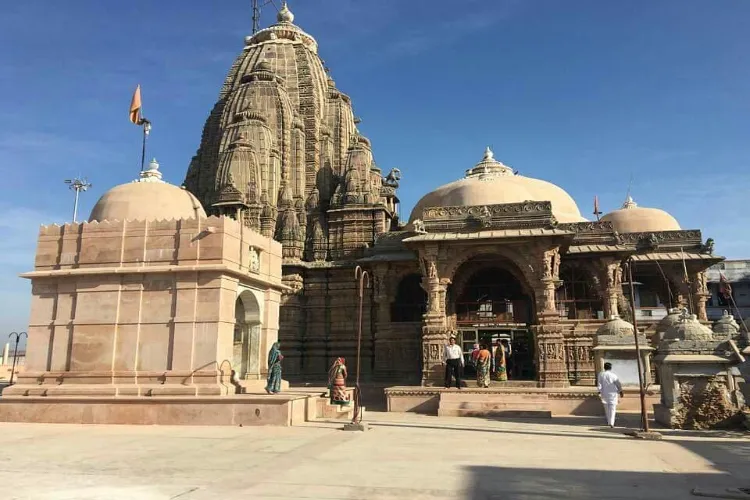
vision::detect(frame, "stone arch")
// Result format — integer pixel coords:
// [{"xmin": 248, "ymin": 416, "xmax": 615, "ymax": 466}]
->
[
  {"xmin": 446, "ymin": 253, "xmax": 537, "ymax": 327},
  {"xmin": 440, "ymin": 245, "xmax": 539, "ymax": 292},
  {"xmin": 234, "ymin": 290, "xmax": 262, "ymax": 379}
]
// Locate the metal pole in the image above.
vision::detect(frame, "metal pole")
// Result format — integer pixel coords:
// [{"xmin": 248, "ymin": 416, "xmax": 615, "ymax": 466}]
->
[
  {"xmin": 352, "ymin": 265, "xmax": 368, "ymax": 424},
  {"xmin": 72, "ymin": 188, "xmax": 80, "ymax": 223},
  {"xmin": 627, "ymin": 260, "xmax": 650, "ymax": 432},
  {"xmin": 8, "ymin": 332, "xmax": 27, "ymax": 386},
  {"xmin": 140, "ymin": 122, "xmax": 148, "ymax": 172}
]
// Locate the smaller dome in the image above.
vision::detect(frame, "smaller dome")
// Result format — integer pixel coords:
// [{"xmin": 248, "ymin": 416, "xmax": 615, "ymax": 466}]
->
[
  {"xmin": 596, "ymin": 315, "xmax": 635, "ymax": 337},
  {"xmin": 601, "ymin": 195, "xmax": 680, "ymax": 233},
  {"xmin": 89, "ymin": 159, "xmax": 207, "ymax": 223},
  {"xmin": 655, "ymin": 308, "xmax": 682, "ymax": 338},
  {"xmin": 277, "ymin": 1, "xmax": 294, "ymax": 23},
  {"xmin": 663, "ymin": 309, "xmax": 714, "ymax": 341},
  {"xmin": 713, "ymin": 310, "xmax": 740, "ymax": 340}
]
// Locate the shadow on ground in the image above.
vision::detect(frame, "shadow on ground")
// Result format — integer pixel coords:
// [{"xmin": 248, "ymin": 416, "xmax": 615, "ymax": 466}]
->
[{"xmin": 464, "ymin": 464, "xmax": 740, "ymax": 500}]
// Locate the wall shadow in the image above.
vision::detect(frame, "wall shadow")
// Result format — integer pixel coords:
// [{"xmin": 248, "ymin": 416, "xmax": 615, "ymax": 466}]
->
[{"xmin": 465, "ymin": 452, "xmax": 748, "ymax": 500}]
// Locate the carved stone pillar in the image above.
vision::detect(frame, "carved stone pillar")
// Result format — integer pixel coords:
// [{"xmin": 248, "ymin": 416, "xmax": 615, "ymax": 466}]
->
[
  {"xmin": 691, "ymin": 270, "xmax": 709, "ymax": 322},
  {"xmin": 532, "ymin": 246, "xmax": 569, "ymax": 387},
  {"xmin": 599, "ymin": 258, "xmax": 623, "ymax": 319},
  {"xmin": 666, "ymin": 266, "xmax": 706, "ymax": 319},
  {"xmin": 419, "ymin": 248, "xmax": 449, "ymax": 386}
]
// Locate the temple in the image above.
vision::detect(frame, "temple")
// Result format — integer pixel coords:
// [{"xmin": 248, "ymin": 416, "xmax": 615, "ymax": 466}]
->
[{"xmin": 183, "ymin": 2, "xmax": 720, "ymax": 388}]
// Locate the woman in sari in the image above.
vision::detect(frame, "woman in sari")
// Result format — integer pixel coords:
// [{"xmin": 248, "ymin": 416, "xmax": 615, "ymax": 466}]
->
[
  {"xmin": 494, "ymin": 340, "xmax": 508, "ymax": 381},
  {"xmin": 475, "ymin": 344, "xmax": 492, "ymax": 388},
  {"xmin": 327, "ymin": 357, "xmax": 350, "ymax": 405},
  {"xmin": 265, "ymin": 342, "xmax": 283, "ymax": 394},
  {"xmin": 470, "ymin": 343, "xmax": 481, "ymax": 367}
]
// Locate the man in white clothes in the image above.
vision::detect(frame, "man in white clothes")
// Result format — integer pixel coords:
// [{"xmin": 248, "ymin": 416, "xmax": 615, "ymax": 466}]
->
[
  {"xmin": 597, "ymin": 362, "xmax": 624, "ymax": 428},
  {"xmin": 443, "ymin": 336, "xmax": 464, "ymax": 389}
]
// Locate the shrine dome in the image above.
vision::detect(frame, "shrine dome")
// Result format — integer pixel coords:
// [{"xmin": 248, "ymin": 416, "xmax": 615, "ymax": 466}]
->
[
  {"xmin": 601, "ymin": 196, "xmax": 680, "ymax": 233},
  {"xmin": 89, "ymin": 159, "xmax": 207, "ymax": 222},
  {"xmin": 408, "ymin": 148, "xmax": 586, "ymax": 224}
]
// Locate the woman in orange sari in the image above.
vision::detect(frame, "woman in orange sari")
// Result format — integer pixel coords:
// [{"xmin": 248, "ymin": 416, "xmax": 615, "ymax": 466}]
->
[
  {"xmin": 327, "ymin": 357, "xmax": 350, "ymax": 405},
  {"xmin": 475, "ymin": 344, "xmax": 492, "ymax": 388}
]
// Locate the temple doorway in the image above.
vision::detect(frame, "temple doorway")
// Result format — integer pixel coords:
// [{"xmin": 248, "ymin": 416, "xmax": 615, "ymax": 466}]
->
[
  {"xmin": 234, "ymin": 290, "xmax": 261, "ymax": 379},
  {"xmin": 451, "ymin": 262, "xmax": 536, "ymax": 381}
]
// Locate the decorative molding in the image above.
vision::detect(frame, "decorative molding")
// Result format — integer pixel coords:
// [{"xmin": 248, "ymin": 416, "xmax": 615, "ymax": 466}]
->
[{"xmin": 420, "ymin": 202, "xmax": 557, "ymax": 233}]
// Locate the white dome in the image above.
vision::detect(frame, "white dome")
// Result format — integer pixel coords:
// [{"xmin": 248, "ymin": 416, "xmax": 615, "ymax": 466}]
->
[
  {"xmin": 601, "ymin": 196, "xmax": 680, "ymax": 233},
  {"xmin": 89, "ymin": 159, "xmax": 207, "ymax": 222},
  {"xmin": 409, "ymin": 148, "xmax": 586, "ymax": 224}
]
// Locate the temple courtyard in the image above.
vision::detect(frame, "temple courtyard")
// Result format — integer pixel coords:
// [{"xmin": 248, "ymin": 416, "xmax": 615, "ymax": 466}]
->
[{"xmin": 0, "ymin": 412, "xmax": 748, "ymax": 500}]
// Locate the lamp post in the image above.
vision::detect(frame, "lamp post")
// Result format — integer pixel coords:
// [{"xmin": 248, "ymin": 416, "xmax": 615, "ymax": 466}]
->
[
  {"xmin": 8, "ymin": 331, "xmax": 27, "ymax": 386},
  {"xmin": 625, "ymin": 260, "xmax": 661, "ymax": 440},
  {"xmin": 64, "ymin": 178, "xmax": 92, "ymax": 222},
  {"xmin": 344, "ymin": 266, "xmax": 369, "ymax": 431}
]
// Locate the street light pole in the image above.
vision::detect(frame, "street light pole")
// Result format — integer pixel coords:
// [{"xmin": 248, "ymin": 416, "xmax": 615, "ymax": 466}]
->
[
  {"xmin": 8, "ymin": 331, "xmax": 27, "ymax": 386},
  {"xmin": 64, "ymin": 178, "xmax": 92, "ymax": 223},
  {"xmin": 351, "ymin": 265, "xmax": 369, "ymax": 425}
]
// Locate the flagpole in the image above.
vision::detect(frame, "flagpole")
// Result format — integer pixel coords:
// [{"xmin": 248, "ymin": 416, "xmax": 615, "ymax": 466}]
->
[{"xmin": 139, "ymin": 119, "xmax": 151, "ymax": 172}]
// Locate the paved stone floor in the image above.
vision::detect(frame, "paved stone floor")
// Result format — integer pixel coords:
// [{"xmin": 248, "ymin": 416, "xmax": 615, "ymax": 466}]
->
[{"xmin": 0, "ymin": 412, "xmax": 748, "ymax": 500}]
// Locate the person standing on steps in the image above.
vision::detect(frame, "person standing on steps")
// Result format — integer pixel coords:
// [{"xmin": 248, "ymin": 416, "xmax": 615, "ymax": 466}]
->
[
  {"xmin": 597, "ymin": 362, "xmax": 624, "ymax": 428},
  {"xmin": 265, "ymin": 342, "xmax": 284, "ymax": 394},
  {"xmin": 443, "ymin": 336, "xmax": 464, "ymax": 389}
]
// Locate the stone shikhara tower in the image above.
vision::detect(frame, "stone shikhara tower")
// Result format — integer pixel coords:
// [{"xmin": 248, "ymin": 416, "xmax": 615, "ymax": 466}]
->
[{"xmin": 184, "ymin": 2, "xmax": 401, "ymax": 380}]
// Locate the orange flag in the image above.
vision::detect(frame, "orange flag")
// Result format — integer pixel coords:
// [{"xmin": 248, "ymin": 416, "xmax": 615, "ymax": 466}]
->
[{"xmin": 129, "ymin": 85, "xmax": 142, "ymax": 124}]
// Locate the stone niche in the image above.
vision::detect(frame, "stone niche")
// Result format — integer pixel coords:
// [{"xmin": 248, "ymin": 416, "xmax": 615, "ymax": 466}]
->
[
  {"xmin": 1, "ymin": 216, "xmax": 284, "ymax": 401},
  {"xmin": 592, "ymin": 316, "xmax": 653, "ymax": 387},
  {"xmin": 654, "ymin": 312, "xmax": 747, "ymax": 430}
]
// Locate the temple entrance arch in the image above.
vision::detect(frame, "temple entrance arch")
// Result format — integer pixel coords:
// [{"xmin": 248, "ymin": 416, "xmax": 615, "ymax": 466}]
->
[
  {"xmin": 448, "ymin": 255, "xmax": 536, "ymax": 381},
  {"xmin": 234, "ymin": 290, "xmax": 261, "ymax": 379}
]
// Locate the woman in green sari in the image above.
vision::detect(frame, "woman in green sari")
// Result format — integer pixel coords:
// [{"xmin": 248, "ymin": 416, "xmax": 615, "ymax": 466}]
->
[
  {"xmin": 265, "ymin": 342, "xmax": 283, "ymax": 394},
  {"xmin": 494, "ymin": 340, "xmax": 508, "ymax": 381},
  {"xmin": 475, "ymin": 344, "xmax": 492, "ymax": 388}
]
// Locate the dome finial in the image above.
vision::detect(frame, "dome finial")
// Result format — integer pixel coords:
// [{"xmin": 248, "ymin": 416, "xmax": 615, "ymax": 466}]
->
[
  {"xmin": 277, "ymin": 1, "xmax": 294, "ymax": 23},
  {"xmin": 138, "ymin": 158, "xmax": 163, "ymax": 183},
  {"xmin": 622, "ymin": 194, "xmax": 637, "ymax": 209},
  {"xmin": 484, "ymin": 146, "xmax": 494, "ymax": 160}
]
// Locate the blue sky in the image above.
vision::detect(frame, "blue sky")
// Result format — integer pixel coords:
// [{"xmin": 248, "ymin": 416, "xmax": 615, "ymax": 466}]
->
[{"xmin": 1, "ymin": 0, "xmax": 749, "ymax": 335}]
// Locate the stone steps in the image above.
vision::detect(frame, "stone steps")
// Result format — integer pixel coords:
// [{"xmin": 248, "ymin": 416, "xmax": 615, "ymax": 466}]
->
[{"xmin": 437, "ymin": 391, "xmax": 552, "ymax": 418}]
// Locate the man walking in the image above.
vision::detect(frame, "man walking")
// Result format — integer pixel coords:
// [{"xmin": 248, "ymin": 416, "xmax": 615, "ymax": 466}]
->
[
  {"xmin": 597, "ymin": 362, "xmax": 624, "ymax": 428},
  {"xmin": 444, "ymin": 336, "xmax": 464, "ymax": 389}
]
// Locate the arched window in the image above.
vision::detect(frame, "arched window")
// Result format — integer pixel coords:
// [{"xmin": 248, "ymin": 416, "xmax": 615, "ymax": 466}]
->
[{"xmin": 391, "ymin": 274, "xmax": 426, "ymax": 322}]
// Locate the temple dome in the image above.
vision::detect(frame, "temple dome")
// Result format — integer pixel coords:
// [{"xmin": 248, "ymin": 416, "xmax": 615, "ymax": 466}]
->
[
  {"xmin": 601, "ymin": 195, "xmax": 680, "ymax": 233},
  {"xmin": 89, "ymin": 159, "xmax": 206, "ymax": 222},
  {"xmin": 712, "ymin": 310, "xmax": 740, "ymax": 340},
  {"xmin": 663, "ymin": 309, "xmax": 714, "ymax": 341},
  {"xmin": 596, "ymin": 315, "xmax": 635, "ymax": 337},
  {"xmin": 655, "ymin": 308, "xmax": 682, "ymax": 340},
  {"xmin": 408, "ymin": 148, "xmax": 586, "ymax": 223}
]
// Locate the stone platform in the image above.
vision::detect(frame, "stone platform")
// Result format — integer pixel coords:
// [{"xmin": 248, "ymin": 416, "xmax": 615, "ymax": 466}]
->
[
  {"xmin": 385, "ymin": 384, "xmax": 660, "ymax": 417},
  {"xmin": 0, "ymin": 387, "xmax": 355, "ymax": 427}
]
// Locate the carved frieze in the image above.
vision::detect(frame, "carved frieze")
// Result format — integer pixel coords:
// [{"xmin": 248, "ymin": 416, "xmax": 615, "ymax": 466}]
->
[{"xmin": 419, "ymin": 202, "xmax": 557, "ymax": 233}]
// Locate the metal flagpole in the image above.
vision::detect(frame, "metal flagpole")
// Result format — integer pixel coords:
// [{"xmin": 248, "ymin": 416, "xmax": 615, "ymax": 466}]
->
[{"xmin": 139, "ymin": 119, "xmax": 151, "ymax": 172}]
